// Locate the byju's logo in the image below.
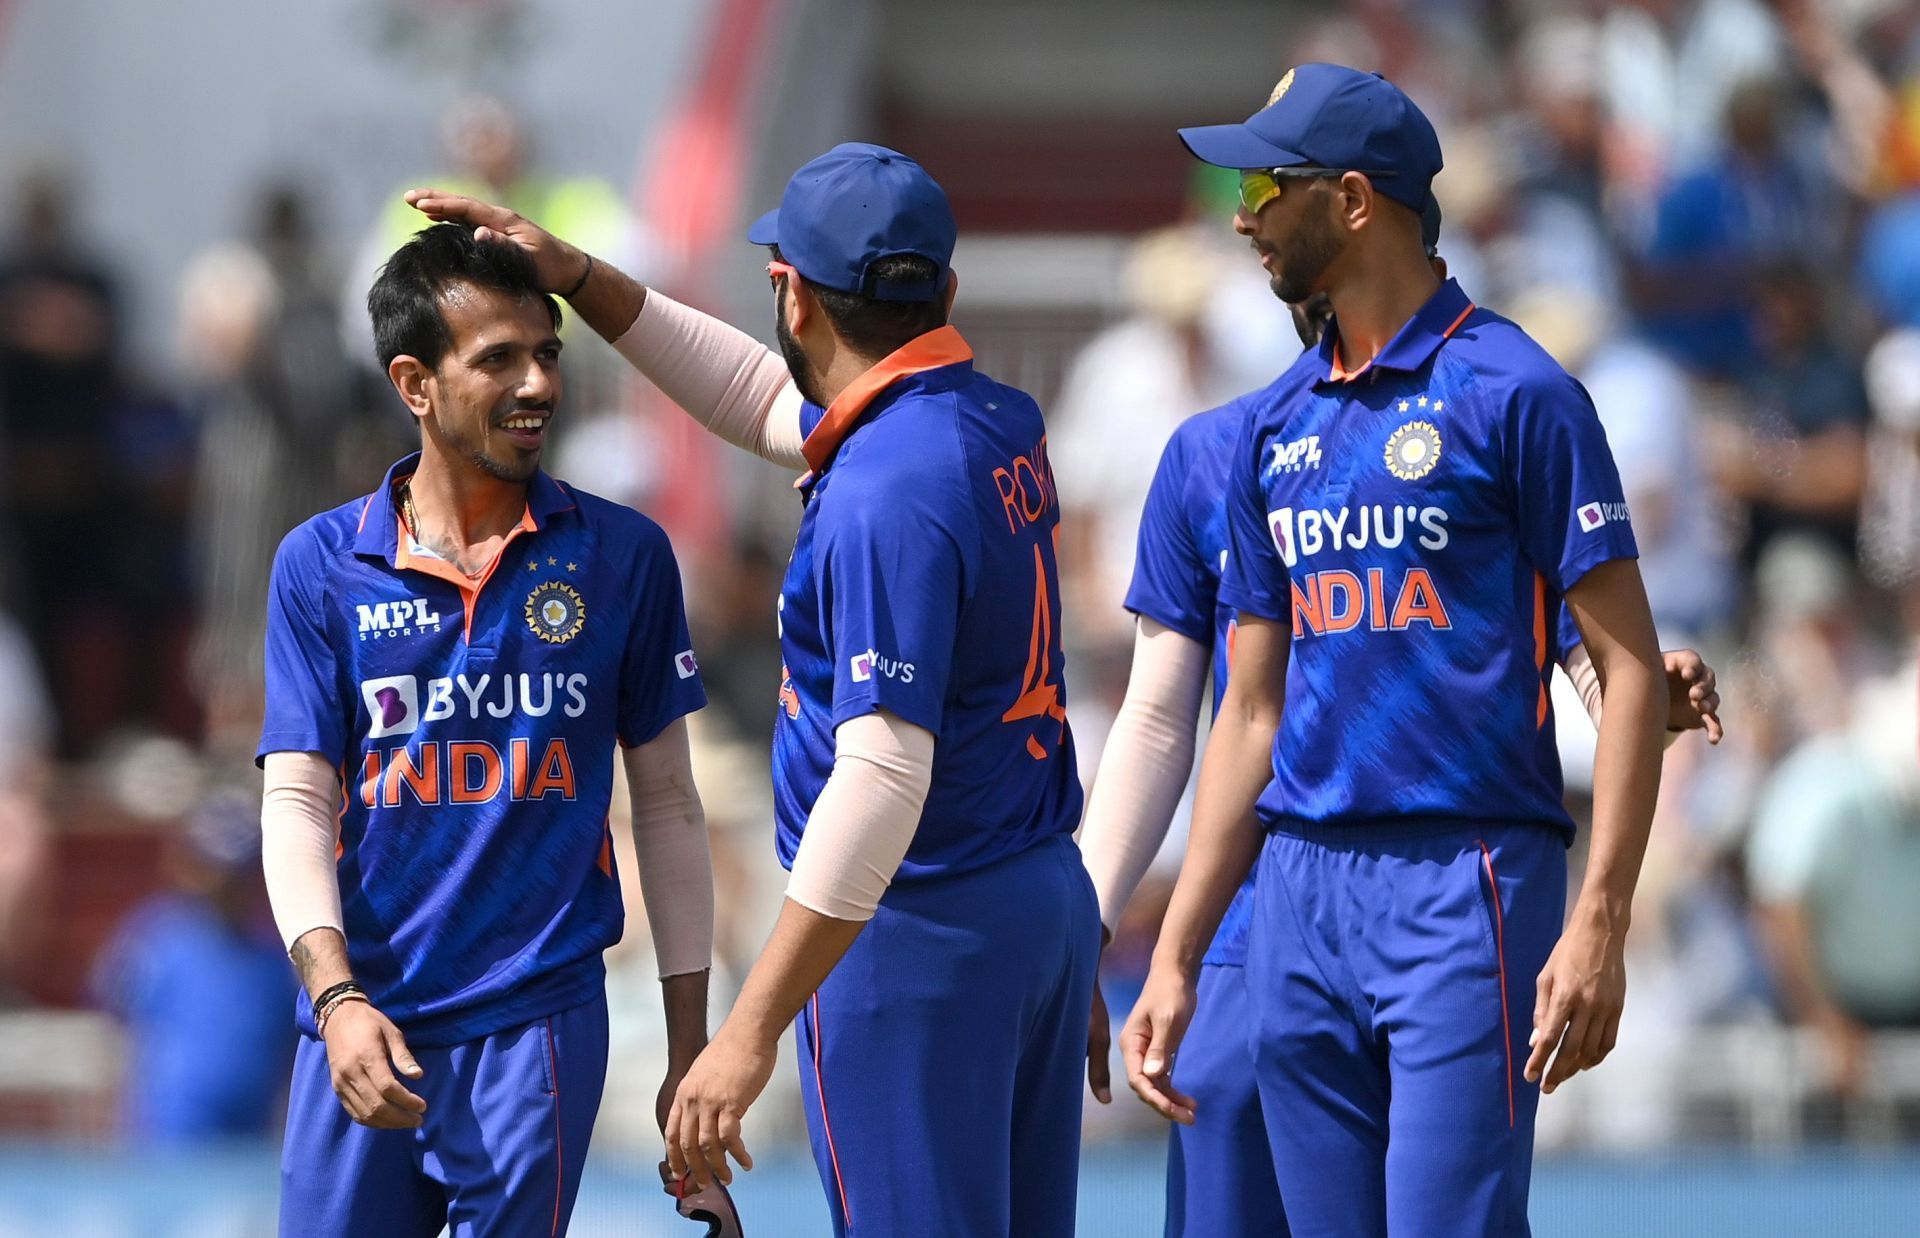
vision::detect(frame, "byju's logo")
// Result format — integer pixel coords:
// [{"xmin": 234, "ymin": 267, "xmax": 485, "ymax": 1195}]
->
[
  {"xmin": 849, "ymin": 649, "xmax": 915, "ymax": 684},
  {"xmin": 357, "ymin": 598, "xmax": 442, "ymax": 640},
  {"xmin": 361, "ymin": 675, "xmax": 419, "ymax": 738},
  {"xmin": 1577, "ymin": 501, "xmax": 1630, "ymax": 533},
  {"xmin": 675, "ymin": 650, "xmax": 699, "ymax": 680}
]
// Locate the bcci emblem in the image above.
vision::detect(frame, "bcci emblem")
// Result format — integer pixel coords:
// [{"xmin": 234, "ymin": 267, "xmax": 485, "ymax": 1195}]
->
[
  {"xmin": 1384, "ymin": 421, "xmax": 1443, "ymax": 481},
  {"xmin": 1267, "ymin": 68, "xmax": 1296, "ymax": 106},
  {"xmin": 525, "ymin": 581, "xmax": 586, "ymax": 644}
]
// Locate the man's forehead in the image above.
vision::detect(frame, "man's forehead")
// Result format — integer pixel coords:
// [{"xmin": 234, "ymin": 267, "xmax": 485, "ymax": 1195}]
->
[{"xmin": 437, "ymin": 280, "xmax": 556, "ymax": 345}]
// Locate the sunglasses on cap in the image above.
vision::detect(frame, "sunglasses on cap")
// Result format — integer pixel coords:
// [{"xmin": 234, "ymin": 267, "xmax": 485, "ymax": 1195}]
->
[{"xmin": 1238, "ymin": 166, "xmax": 1398, "ymax": 215}]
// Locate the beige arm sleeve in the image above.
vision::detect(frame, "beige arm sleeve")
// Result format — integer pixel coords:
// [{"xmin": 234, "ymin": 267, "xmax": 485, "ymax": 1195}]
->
[
  {"xmin": 1563, "ymin": 642, "xmax": 1681, "ymax": 748},
  {"xmin": 1077, "ymin": 618, "xmax": 1211, "ymax": 935},
  {"xmin": 622, "ymin": 718, "xmax": 715, "ymax": 978},
  {"xmin": 260, "ymin": 750, "xmax": 344, "ymax": 952},
  {"xmin": 784, "ymin": 710, "xmax": 936, "ymax": 921},
  {"xmin": 611, "ymin": 291, "xmax": 807, "ymax": 469}
]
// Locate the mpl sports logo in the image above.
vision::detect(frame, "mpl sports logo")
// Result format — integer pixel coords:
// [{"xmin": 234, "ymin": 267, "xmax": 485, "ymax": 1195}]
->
[
  {"xmin": 1264, "ymin": 434, "xmax": 1323, "ymax": 479},
  {"xmin": 357, "ymin": 597, "xmax": 442, "ymax": 640},
  {"xmin": 1577, "ymin": 500, "xmax": 1631, "ymax": 533},
  {"xmin": 849, "ymin": 648, "xmax": 916, "ymax": 684}
]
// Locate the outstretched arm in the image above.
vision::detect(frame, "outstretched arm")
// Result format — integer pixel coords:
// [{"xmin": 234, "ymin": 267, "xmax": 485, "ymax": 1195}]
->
[{"xmin": 404, "ymin": 188, "xmax": 806, "ymax": 468}]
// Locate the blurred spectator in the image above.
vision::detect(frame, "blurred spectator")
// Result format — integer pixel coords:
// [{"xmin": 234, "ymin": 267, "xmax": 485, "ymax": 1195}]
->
[
  {"xmin": 342, "ymin": 95, "xmax": 637, "ymax": 367},
  {"xmin": 0, "ymin": 169, "xmax": 197, "ymax": 756},
  {"xmin": 1704, "ymin": 262, "xmax": 1869, "ymax": 574},
  {"xmin": 1634, "ymin": 77, "xmax": 1823, "ymax": 378},
  {"xmin": 1748, "ymin": 661, "xmax": 1920, "ymax": 1097},
  {"xmin": 1599, "ymin": 0, "xmax": 1784, "ymax": 193},
  {"xmin": 182, "ymin": 187, "xmax": 384, "ymax": 753},
  {"xmin": 1510, "ymin": 285, "xmax": 1733, "ymax": 640},
  {"xmin": 1859, "ymin": 326, "xmax": 1920, "ymax": 589},
  {"xmin": 0, "ymin": 610, "xmax": 52, "ymax": 1005},
  {"xmin": 1052, "ymin": 224, "xmax": 1296, "ymax": 650},
  {"xmin": 90, "ymin": 791, "xmax": 295, "ymax": 1144}
]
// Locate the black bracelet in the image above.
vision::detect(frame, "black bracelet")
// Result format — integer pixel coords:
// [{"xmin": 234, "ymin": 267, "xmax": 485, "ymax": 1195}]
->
[
  {"xmin": 561, "ymin": 252, "xmax": 594, "ymax": 299},
  {"xmin": 313, "ymin": 980, "xmax": 364, "ymax": 1013}
]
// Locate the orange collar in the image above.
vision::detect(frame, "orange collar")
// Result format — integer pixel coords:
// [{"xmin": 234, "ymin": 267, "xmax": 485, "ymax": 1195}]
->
[{"xmin": 800, "ymin": 326, "xmax": 974, "ymax": 473}]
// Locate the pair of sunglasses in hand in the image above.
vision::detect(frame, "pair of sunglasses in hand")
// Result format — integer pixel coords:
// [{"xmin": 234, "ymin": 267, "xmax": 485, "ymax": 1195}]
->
[{"xmin": 659, "ymin": 1161, "xmax": 744, "ymax": 1237}]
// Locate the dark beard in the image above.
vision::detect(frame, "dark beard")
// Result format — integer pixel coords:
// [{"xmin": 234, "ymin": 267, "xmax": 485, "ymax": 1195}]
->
[
  {"xmin": 468, "ymin": 444, "xmax": 539, "ymax": 483},
  {"xmin": 1270, "ymin": 210, "xmax": 1342, "ymax": 306},
  {"xmin": 775, "ymin": 289, "xmax": 829, "ymax": 408}
]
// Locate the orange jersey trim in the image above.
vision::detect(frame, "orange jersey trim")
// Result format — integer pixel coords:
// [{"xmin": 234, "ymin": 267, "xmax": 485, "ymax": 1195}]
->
[{"xmin": 799, "ymin": 325, "xmax": 974, "ymax": 473}]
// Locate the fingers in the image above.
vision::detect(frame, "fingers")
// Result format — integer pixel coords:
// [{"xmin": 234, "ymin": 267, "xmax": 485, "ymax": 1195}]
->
[
  {"xmin": 1593, "ymin": 1012, "xmax": 1622, "ymax": 1067},
  {"xmin": 1087, "ymin": 998, "xmax": 1113, "ymax": 1104},
  {"xmin": 1124, "ymin": 1011, "xmax": 1196, "ymax": 1124},
  {"xmin": 664, "ymin": 1094, "xmax": 690, "ymax": 1183},
  {"xmin": 1702, "ymin": 709, "xmax": 1724, "ymax": 744},
  {"xmin": 1543, "ymin": 1005, "xmax": 1594, "ymax": 1094},
  {"xmin": 383, "ymin": 1022, "xmax": 425, "ymax": 1081},
  {"xmin": 403, "ymin": 187, "xmax": 512, "ymax": 228},
  {"xmin": 1525, "ymin": 972, "xmax": 1563, "ymax": 1085},
  {"xmin": 718, "ymin": 1110, "xmax": 753, "ymax": 1175}
]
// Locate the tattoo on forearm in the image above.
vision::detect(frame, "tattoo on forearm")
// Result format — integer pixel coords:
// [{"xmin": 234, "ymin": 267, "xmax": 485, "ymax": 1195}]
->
[{"xmin": 290, "ymin": 935, "xmax": 322, "ymax": 992}]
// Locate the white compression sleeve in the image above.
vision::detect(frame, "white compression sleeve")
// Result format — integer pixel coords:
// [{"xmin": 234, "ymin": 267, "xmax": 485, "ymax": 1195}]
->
[
  {"xmin": 1563, "ymin": 642, "xmax": 1682, "ymax": 748},
  {"xmin": 612, "ymin": 291, "xmax": 807, "ymax": 469},
  {"xmin": 784, "ymin": 710, "xmax": 936, "ymax": 921},
  {"xmin": 621, "ymin": 718, "xmax": 715, "ymax": 978},
  {"xmin": 1077, "ymin": 618, "xmax": 1211, "ymax": 936},
  {"xmin": 260, "ymin": 750, "xmax": 344, "ymax": 952}
]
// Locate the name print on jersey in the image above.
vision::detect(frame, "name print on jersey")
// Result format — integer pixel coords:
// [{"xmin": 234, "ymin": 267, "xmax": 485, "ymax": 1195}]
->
[{"xmin": 988, "ymin": 435, "xmax": 1060, "ymax": 536}]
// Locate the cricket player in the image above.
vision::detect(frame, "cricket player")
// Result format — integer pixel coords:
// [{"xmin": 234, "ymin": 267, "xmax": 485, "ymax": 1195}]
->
[
  {"xmin": 1120, "ymin": 64, "xmax": 1669, "ymax": 1236},
  {"xmin": 1082, "ymin": 223, "xmax": 1723, "ymax": 1237},
  {"xmin": 410, "ymin": 141, "xmax": 1099, "ymax": 1237},
  {"xmin": 258, "ymin": 223, "xmax": 715, "ymax": 1236}
]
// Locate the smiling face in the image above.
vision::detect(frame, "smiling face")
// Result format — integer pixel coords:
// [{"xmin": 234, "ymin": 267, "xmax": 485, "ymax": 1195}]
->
[{"xmin": 417, "ymin": 281, "xmax": 563, "ymax": 483}]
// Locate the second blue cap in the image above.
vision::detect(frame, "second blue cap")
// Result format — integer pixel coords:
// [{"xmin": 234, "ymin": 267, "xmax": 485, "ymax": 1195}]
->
[
  {"xmin": 1179, "ymin": 63, "xmax": 1443, "ymax": 212},
  {"xmin": 746, "ymin": 142, "xmax": 955, "ymax": 303}
]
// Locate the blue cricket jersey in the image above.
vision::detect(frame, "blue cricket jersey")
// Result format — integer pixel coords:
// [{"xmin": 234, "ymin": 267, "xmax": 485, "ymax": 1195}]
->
[
  {"xmin": 1125, "ymin": 399, "xmax": 1256, "ymax": 966},
  {"xmin": 258, "ymin": 454, "xmax": 706, "ymax": 1046},
  {"xmin": 772, "ymin": 326, "xmax": 1083, "ymax": 879},
  {"xmin": 1219, "ymin": 279, "xmax": 1638, "ymax": 839}
]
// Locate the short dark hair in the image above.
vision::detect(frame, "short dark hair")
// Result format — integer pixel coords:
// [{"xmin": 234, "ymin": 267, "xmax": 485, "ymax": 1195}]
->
[
  {"xmin": 770, "ymin": 245, "xmax": 947, "ymax": 359},
  {"xmin": 367, "ymin": 223, "xmax": 561, "ymax": 369}
]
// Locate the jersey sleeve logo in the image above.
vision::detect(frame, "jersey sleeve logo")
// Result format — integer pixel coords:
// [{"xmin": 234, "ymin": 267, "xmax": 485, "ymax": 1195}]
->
[
  {"xmin": 1384, "ymin": 420, "xmax": 1443, "ymax": 481},
  {"xmin": 525, "ymin": 581, "xmax": 586, "ymax": 644},
  {"xmin": 675, "ymin": 649, "xmax": 699, "ymax": 679}
]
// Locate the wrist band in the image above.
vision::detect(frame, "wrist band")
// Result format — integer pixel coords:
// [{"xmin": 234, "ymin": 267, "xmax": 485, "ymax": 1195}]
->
[
  {"xmin": 561, "ymin": 252, "xmax": 594, "ymax": 299},
  {"xmin": 312, "ymin": 980, "xmax": 364, "ymax": 1013},
  {"xmin": 316, "ymin": 992, "xmax": 370, "ymax": 1038}
]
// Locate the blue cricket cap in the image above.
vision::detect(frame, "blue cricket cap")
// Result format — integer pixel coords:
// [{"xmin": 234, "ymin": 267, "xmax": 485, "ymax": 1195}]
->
[
  {"xmin": 1178, "ymin": 63, "xmax": 1443, "ymax": 212},
  {"xmin": 746, "ymin": 142, "xmax": 955, "ymax": 303}
]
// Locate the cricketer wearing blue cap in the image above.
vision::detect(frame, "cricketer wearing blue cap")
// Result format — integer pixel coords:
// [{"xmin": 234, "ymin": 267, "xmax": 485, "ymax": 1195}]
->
[
  {"xmin": 1088, "ymin": 230, "xmax": 1722, "ymax": 1238},
  {"xmin": 409, "ymin": 142, "xmax": 1100, "ymax": 1237},
  {"xmin": 1119, "ymin": 65, "xmax": 1670, "ymax": 1237}
]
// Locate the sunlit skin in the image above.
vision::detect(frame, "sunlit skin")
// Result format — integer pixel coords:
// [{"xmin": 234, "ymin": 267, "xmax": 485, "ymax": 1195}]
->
[{"xmin": 385, "ymin": 283, "xmax": 563, "ymax": 571}]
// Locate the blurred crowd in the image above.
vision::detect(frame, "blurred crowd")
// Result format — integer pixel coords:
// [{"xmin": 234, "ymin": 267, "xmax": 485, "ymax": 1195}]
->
[{"xmin": 1, "ymin": 0, "xmax": 1919, "ymax": 1156}]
